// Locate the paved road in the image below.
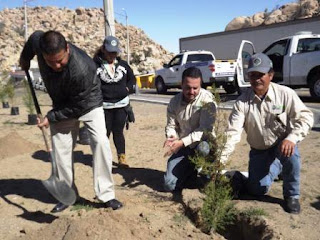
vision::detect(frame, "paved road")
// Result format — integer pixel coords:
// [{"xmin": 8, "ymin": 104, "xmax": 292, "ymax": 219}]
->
[{"xmin": 130, "ymin": 88, "xmax": 320, "ymax": 128}]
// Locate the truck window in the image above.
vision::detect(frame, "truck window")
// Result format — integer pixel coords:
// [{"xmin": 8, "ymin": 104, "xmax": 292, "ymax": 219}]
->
[
  {"xmin": 297, "ymin": 38, "xmax": 320, "ymax": 53},
  {"xmin": 186, "ymin": 54, "xmax": 214, "ymax": 63},
  {"xmin": 263, "ymin": 39, "xmax": 289, "ymax": 57},
  {"xmin": 169, "ymin": 55, "xmax": 183, "ymax": 67}
]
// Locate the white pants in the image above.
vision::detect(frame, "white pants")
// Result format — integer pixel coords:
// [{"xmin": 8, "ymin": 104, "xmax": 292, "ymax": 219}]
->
[{"xmin": 50, "ymin": 106, "xmax": 115, "ymax": 202}]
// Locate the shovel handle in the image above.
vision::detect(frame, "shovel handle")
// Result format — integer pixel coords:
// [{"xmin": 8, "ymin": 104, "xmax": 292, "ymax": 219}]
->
[{"xmin": 25, "ymin": 70, "xmax": 54, "ymax": 162}]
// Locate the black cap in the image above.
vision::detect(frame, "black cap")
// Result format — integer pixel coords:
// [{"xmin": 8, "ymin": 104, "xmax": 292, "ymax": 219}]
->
[{"xmin": 103, "ymin": 36, "xmax": 120, "ymax": 53}]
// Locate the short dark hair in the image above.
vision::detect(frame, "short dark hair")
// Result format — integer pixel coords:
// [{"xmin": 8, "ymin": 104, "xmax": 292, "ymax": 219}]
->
[
  {"xmin": 182, "ymin": 67, "xmax": 203, "ymax": 84},
  {"xmin": 39, "ymin": 30, "xmax": 67, "ymax": 55}
]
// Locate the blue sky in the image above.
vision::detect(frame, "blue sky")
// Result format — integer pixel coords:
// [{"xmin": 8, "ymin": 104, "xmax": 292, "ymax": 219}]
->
[{"xmin": 0, "ymin": 0, "xmax": 293, "ymax": 53}]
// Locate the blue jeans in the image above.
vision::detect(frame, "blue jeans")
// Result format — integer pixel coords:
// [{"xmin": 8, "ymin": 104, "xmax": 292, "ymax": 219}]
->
[
  {"xmin": 163, "ymin": 147, "xmax": 197, "ymax": 192},
  {"xmin": 247, "ymin": 143, "xmax": 301, "ymax": 199}
]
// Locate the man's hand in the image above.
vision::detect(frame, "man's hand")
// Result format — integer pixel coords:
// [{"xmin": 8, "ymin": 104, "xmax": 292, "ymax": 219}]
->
[
  {"xmin": 280, "ymin": 139, "xmax": 295, "ymax": 157},
  {"xmin": 163, "ymin": 136, "xmax": 178, "ymax": 148},
  {"xmin": 19, "ymin": 58, "xmax": 30, "ymax": 71},
  {"xmin": 37, "ymin": 116, "xmax": 50, "ymax": 129},
  {"xmin": 163, "ymin": 137, "xmax": 184, "ymax": 157}
]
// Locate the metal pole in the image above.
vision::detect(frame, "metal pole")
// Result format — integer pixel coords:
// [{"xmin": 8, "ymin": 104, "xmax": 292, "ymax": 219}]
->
[
  {"xmin": 24, "ymin": 0, "xmax": 28, "ymax": 41},
  {"xmin": 103, "ymin": 0, "xmax": 115, "ymax": 36},
  {"xmin": 122, "ymin": 8, "xmax": 130, "ymax": 65}
]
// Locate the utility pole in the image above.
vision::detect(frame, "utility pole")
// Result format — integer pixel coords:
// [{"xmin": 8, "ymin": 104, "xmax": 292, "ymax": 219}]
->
[
  {"xmin": 103, "ymin": 0, "xmax": 115, "ymax": 36},
  {"xmin": 24, "ymin": 0, "xmax": 28, "ymax": 41},
  {"xmin": 122, "ymin": 8, "xmax": 130, "ymax": 65}
]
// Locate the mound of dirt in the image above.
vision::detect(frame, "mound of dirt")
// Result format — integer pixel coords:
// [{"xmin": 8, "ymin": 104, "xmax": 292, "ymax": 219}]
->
[
  {"xmin": 0, "ymin": 131, "xmax": 40, "ymax": 159},
  {"xmin": 22, "ymin": 209, "xmax": 218, "ymax": 240}
]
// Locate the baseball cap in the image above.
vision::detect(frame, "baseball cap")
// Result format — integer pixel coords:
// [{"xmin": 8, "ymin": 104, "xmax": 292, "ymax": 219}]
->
[
  {"xmin": 247, "ymin": 53, "xmax": 273, "ymax": 73},
  {"xmin": 103, "ymin": 36, "xmax": 120, "ymax": 53}
]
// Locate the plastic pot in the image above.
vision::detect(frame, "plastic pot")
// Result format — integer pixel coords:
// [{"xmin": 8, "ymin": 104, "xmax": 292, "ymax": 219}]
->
[
  {"xmin": 2, "ymin": 102, "xmax": 9, "ymax": 108},
  {"xmin": 10, "ymin": 107, "xmax": 19, "ymax": 115},
  {"xmin": 28, "ymin": 114, "xmax": 38, "ymax": 125}
]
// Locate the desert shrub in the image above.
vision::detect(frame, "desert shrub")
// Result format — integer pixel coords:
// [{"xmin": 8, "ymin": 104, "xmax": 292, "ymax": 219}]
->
[
  {"xmin": 0, "ymin": 21, "xmax": 5, "ymax": 32},
  {"xmin": 12, "ymin": 25, "xmax": 25, "ymax": 37}
]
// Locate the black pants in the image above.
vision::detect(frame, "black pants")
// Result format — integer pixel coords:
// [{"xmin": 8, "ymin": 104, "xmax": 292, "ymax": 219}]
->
[{"xmin": 104, "ymin": 107, "xmax": 127, "ymax": 154}]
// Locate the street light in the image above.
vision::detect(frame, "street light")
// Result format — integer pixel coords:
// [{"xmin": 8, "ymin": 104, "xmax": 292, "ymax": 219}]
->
[{"xmin": 122, "ymin": 8, "xmax": 130, "ymax": 65}]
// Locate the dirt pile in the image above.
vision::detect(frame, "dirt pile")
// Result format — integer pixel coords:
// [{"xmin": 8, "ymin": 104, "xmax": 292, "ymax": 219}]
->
[{"xmin": 0, "ymin": 131, "xmax": 40, "ymax": 159}]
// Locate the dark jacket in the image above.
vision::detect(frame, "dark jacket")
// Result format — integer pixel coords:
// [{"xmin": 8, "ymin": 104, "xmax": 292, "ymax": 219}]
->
[
  {"xmin": 20, "ymin": 31, "xmax": 103, "ymax": 122},
  {"xmin": 93, "ymin": 51, "xmax": 136, "ymax": 104}
]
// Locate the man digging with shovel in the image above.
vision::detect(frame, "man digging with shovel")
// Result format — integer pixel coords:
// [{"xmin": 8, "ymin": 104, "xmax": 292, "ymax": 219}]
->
[{"xmin": 20, "ymin": 30, "xmax": 123, "ymax": 213}]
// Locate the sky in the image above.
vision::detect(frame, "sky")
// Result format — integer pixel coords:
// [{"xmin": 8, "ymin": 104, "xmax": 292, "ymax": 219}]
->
[{"xmin": 0, "ymin": 0, "xmax": 294, "ymax": 53}]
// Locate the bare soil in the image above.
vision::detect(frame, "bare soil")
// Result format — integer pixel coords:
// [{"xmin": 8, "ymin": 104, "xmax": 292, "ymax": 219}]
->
[{"xmin": 0, "ymin": 88, "xmax": 319, "ymax": 240}]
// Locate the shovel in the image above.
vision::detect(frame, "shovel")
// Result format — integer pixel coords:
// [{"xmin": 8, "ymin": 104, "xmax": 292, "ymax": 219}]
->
[{"xmin": 25, "ymin": 70, "xmax": 76, "ymax": 206}]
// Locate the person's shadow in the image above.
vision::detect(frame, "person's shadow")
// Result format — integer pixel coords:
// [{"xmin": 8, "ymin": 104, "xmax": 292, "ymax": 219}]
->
[
  {"xmin": 311, "ymin": 196, "xmax": 320, "ymax": 211},
  {"xmin": 113, "ymin": 167, "xmax": 165, "ymax": 192},
  {"xmin": 32, "ymin": 150, "xmax": 93, "ymax": 167},
  {"xmin": 0, "ymin": 178, "xmax": 58, "ymax": 223}
]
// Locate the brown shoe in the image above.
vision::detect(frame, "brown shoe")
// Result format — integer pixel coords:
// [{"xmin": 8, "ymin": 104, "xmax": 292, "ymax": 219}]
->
[{"xmin": 118, "ymin": 154, "xmax": 129, "ymax": 168}]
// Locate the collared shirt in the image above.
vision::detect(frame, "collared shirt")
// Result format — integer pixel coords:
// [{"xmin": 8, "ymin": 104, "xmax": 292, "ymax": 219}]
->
[
  {"xmin": 221, "ymin": 82, "xmax": 314, "ymax": 164},
  {"xmin": 165, "ymin": 88, "xmax": 217, "ymax": 148}
]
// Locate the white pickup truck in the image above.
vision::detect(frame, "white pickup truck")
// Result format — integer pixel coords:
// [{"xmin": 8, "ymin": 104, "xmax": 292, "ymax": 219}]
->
[
  {"xmin": 155, "ymin": 50, "xmax": 236, "ymax": 94},
  {"xmin": 237, "ymin": 31, "xmax": 320, "ymax": 99}
]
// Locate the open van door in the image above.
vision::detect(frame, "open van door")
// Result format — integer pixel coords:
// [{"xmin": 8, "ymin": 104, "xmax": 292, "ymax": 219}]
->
[{"xmin": 236, "ymin": 40, "xmax": 255, "ymax": 88}]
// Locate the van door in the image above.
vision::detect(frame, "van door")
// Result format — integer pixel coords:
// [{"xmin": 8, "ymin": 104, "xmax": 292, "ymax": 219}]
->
[{"xmin": 236, "ymin": 40, "xmax": 255, "ymax": 87}]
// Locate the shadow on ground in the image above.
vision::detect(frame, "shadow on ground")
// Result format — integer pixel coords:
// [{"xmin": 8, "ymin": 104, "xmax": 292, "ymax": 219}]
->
[
  {"xmin": 311, "ymin": 196, "xmax": 320, "ymax": 211},
  {"xmin": 113, "ymin": 167, "xmax": 165, "ymax": 192},
  {"xmin": 32, "ymin": 150, "xmax": 93, "ymax": 167},
  {"xmin": 0, "ymin": 178, "xmax": 58, "ymax": 223}
]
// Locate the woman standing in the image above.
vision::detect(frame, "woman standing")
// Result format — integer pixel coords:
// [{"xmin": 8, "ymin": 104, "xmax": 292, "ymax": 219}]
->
[{"xmin": 94, "ymin": 36, "xmax": 136, "ymax": 168}]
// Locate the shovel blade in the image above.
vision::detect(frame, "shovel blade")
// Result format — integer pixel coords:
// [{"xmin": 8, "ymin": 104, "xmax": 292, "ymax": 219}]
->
[{"xmin": 42, "ymin": 176, "xmax": 77, "ymax": 206}]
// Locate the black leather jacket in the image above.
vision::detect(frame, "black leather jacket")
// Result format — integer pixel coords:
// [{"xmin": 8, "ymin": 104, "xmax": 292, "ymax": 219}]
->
[{"xmin": 20, "ymin": 31, "xmax": 103, "ymax": 122}]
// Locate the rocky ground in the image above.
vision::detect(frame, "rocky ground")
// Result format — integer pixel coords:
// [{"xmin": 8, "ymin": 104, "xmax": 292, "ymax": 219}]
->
[{"xmin": 0, "ymin": 87, "xmax": 319, "ymax": 240}]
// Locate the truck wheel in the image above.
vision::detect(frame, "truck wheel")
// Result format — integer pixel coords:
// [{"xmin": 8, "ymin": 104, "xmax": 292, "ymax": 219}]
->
[
  {"xmin": 155, "ymin": 76, "xmax": 167, "ymax": 94},
  {"xmin": 309, "ymin": 73, "xmax": 320, "ymax": 99},
  {"xmin": 223, "ymin": 85, "xmax": 237, "ymax": 94}
]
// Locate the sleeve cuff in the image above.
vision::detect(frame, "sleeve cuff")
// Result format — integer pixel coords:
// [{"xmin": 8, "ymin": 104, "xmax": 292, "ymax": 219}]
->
[
  {"xmin": 285, "ymin": 134, "xmax": 299, "ymax": 144},
  {"xmin": 181, "ymin": 136, "xmax": 192, "ymax": 147}
]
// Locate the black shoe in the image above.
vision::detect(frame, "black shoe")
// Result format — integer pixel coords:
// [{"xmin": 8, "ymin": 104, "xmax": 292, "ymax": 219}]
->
[
  {"xmin": 51, "ymin": 202, "xmax": 69, "ymax": 213},
  {"xmin": 104, "ymin": 199, "xmax": 123, "ymax": 210},
  {"xmin": 284, "ymin": 197, "xmax": 301, "ymax": 214}
]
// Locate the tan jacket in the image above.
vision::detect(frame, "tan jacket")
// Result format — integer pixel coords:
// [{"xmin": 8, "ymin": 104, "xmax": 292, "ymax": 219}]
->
[
  {"xmin": 221, "ymin": 83, "xmax": 314, "ymax": 164},
  {"xmin": 165, "ymin": 88, "xmax": 217, "ymax": 148}
]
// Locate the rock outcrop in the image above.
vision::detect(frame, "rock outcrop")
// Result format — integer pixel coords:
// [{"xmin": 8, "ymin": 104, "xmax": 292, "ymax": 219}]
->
[
  {"xmin": 0, "ymin": 6, "xmax": 174, "ymax": 74},
  {"xmin": 225, "ymin": 0, "xmax": 320, "ymax": 31}
]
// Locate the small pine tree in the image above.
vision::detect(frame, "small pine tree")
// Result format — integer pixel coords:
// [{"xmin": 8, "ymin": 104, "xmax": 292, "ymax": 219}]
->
[
  {"xmin": 23, "ymin": 79, "xmax": 35, "ymax": 115},
  {"xmin": 189, "ymin": 85, "xmax": 236, "ymax": 233},
  {"xmin": 5, "ymin": 80, "xmax": 15, "ymax": 107}
]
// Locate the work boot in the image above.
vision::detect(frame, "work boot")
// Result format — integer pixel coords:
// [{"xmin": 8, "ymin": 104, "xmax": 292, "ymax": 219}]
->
[
  {"xmin": 118, "ymin": 154, "xmax": 129, "ymax": 168},
  {"xmin": 104, "ymin": 199, "xmax": 123, "ymax": 210},
  {"xmin": 284, "ymin": 197, "xmax": 301, "ymax": 214}
]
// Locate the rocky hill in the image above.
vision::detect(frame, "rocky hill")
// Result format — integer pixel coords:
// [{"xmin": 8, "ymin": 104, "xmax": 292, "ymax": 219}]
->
[
  {"xmin": 0, "ymin": 6, "xmax": 174, "ymax": 74},
  {"xmin": 226, "ymin": 0, "xmax": 320, "ymax": 31}
]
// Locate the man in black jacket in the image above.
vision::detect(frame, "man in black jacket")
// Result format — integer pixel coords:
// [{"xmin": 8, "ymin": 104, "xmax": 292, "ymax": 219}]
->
[{"xmin": 20, "ymin": 30, "xmax": 122, "ymax": 213}]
